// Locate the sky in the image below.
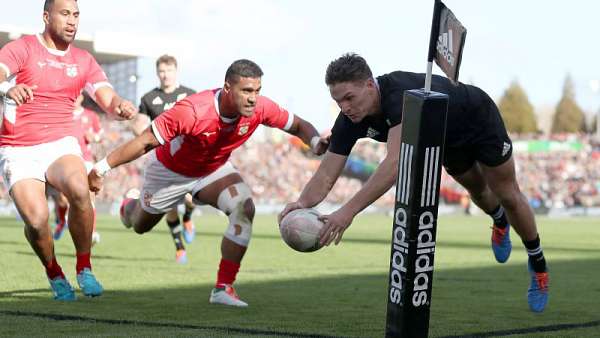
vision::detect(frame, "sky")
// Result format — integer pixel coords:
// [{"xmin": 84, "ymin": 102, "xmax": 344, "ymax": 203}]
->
[{"xmin": 3, "ymin": 0, "xmax": 599, "ymax": 131}]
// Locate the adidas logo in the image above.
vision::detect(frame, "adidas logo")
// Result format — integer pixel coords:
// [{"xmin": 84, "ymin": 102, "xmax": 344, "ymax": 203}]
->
[
  {"xmin": 436, "ymin": 29, "xmax": 455, "ymax": 66},
  {"xmin": 366, "ymin": 127, "xmax": 379, "ymax": 138},
  {"xmin": 152, "ymin": 96, "xmax": 163, "ymax": 105},
  {"xmin": 502, "ymin": 142, "xmax": 511, "ymax": 156}
]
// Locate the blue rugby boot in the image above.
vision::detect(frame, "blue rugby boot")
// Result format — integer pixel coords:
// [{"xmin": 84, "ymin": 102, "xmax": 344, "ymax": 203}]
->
[
  {"xmin": 527, "ymin": 262, "xmax": 549, "ymax": 313},
  {"xmin": 491, "ymin": 223, "xmax": 512, "ymax": 263},
  {"xmin": 76, "ymin": 268, "xmax": 103, "ymax": 297},
  {"xmin": 49, "ymin": 276, "xmax": 76, "ymax": 301}
]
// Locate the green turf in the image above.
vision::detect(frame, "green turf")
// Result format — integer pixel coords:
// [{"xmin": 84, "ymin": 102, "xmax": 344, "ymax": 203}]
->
[{"xmin": 0, "ymin": 213, "xmax": 599, "ymax": 337}]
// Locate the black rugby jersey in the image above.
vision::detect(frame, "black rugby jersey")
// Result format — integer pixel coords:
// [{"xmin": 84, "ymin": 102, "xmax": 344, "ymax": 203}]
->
[
  {"xmin": 139, "ymin": 85, "xmax": 195, "ymax": 120},
  {"xmin": 329, "ymin": 71, "xmax": 492, "ymax": 156}
]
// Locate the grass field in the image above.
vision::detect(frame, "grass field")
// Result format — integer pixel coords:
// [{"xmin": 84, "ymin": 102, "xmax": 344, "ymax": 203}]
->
[{"xmin": 0, "ymin": 213, "xmax": 599, "ymax": 337}]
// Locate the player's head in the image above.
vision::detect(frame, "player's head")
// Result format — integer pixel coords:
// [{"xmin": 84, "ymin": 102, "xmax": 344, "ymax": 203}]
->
[
  {"xmin": 223, "ymin": 59, "xmax": 263, "ymax": 117},
  {"xmin": 156, "ymin": 55, "xmax": 178, "ymax": 89},
  {"xmin": 43, "ymin": 0, "xmax": 79, "ymax": 47},
  {"xmin": 326, "ymin": 53, "xmax": 379, "ymax": 123}
]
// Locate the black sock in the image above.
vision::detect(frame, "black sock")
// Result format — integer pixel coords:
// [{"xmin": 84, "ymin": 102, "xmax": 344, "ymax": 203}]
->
[
  {"xmin": 167, "ymin": 219, "xmax": 185, "ymax": 251},
  {"xmin": 488, "ymin": 205, "xmax": 508, "ymax": 229},
  {"xmin": 183, "ymin": 207, "xmax": 193, "ymax": 223},
  {"xmin": 523, "ymin": 235, "xmax": 547, "ymax": 273}
]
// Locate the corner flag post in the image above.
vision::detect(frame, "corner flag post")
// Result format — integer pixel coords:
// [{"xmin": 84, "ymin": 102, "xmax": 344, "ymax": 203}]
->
[
  {"xmin": 425, "ymin": 0, "xmax": 443, "ymax": 93},
  {"xmin": 385, "ymin": 0, "xmax": 466, "ymax": 336}
]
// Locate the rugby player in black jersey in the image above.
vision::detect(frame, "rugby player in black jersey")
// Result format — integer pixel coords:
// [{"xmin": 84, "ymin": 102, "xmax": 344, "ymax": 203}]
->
[{"xmin": 280, "ymin": 53, "xmax": 548, "ymax": 313}]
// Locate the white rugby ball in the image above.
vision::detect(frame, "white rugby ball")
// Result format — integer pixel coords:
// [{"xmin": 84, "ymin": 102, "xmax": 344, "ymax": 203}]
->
[{"xmin": 279, "ymin": 208, "xmax": 325, "ymax": 252}]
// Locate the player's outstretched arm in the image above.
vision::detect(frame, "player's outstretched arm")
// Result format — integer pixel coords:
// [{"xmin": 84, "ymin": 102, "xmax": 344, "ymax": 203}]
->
[
  {"xmin": 286, "ymin": 116, "xmax": 329, "ymax": 155},
  {"xmin": 319, "ymin": 123, "xmax": 402, "ymax": 246},
  {"xmin": 278, "ymin": 151, "xmax": 347, "ymax": 223},
  {"xmin": 93, "ymin": 86, "xmax": 137, "ymax": 120},
  {"xmin": 88, "ymin": 128, "xmax": 160, "ymax": 192}
]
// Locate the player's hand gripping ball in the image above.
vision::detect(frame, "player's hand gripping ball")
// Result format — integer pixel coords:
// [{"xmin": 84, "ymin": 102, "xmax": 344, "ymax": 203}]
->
[{"xmin": 279, "ymin": 208, "xmax": 325, "ymax": 252}]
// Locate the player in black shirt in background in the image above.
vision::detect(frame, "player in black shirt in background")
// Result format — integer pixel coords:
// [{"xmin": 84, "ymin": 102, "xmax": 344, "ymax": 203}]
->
[
  {"xmin": 279, "ymin": 53, "xmax": 549, "ymax": 313},
  {"xmin": 135, "ymin": 55, "xmax": 196, "ymax": 264}
]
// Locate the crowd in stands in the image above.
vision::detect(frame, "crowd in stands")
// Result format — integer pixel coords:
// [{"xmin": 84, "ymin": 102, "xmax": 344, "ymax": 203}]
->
[
  {"xmin": 513, "ymin": 133, "xmax": 600, "ymax": 210},
  {"xmin": 0, "ymin": 114, "xmax": 599, "ymax": 211}
]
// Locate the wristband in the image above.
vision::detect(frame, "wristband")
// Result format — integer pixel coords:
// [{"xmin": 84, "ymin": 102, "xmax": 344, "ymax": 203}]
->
[
  {"xmin": 93, "ymin": 158, "xmax": 111, "ymax": 177},
  {"xmin": 0, "ymin": 82, "xmax": 11, "ymax": 96},
  {"xmin": 310, "ymin": 136, "xmax": 320, "ymax": 151}
]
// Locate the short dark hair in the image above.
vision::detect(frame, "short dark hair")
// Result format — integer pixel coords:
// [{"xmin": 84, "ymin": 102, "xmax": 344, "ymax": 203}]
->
[
  {"xmin": 225, "ymin": 59, "xmax": 263, "ymax": 83},
  {"xmin": 325, "ymin": 53, "xmax": 373, "ymax": 85},
  {"xmin": 156, "ymin": 54, "xmax": 177, "ymax": 69},
  {"xmin": 44, "ymin": 0, "xmax": 76, "ymax": 12},
  {"xmin": 44, "ymin": 0, "xmax": 54, "ymax": 11}
]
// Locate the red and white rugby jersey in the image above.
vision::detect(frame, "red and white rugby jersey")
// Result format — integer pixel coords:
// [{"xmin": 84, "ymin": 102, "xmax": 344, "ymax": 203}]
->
[
  {"xmin": 0, "ymin": 35, "xmax": 110, "ymax": 146},
  {"xmin": 152, "ymin": 89, "xmax": 294, "ymax": 177},
  {"xmin": 73, "ymin": 107, "xmax": 102, "ymax": 161}
]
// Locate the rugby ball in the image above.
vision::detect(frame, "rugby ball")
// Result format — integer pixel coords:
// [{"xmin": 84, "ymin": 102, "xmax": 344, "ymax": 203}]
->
[{"xmin": 279, "ymin": 208, "xmax": 325, "ymax": 252}]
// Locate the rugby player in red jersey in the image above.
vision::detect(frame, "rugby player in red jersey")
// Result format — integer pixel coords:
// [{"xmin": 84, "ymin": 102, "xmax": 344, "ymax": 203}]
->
[
  {"xmin": 89, "ymin": 59, "xmax": 328, "ymax": 306},
  {"xmin": 0, "ymin": 0, "xmax": 136, "ymax": 300}
]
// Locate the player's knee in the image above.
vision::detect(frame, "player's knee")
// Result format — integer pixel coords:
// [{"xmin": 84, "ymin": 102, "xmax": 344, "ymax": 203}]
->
[
  {"xmin": 23, "ymin": 210, "xmax": 50, "ymax": 230},
  {"xmin": 217, "ymin": 183, "xmax": 252, "ymax": 215},
  {"xmin": 130, "ymin": 210, "xmax": 160, "ymax": 235},
  {"xmin": 64, "ymin": 181, "xmax": 91, "ymax": 208},
  {"xmin": 132, "ymin": 224, "xmax": 147, "ymax": 234},
  {"xmin": 217, "ymin": 183, "xmax": 254, "ymax": 246},
  {"xmin": 243, "ymin": 198, "xmax": 255, "ymax": 221},
  {"xmin": 132, "ymin": 219, "xmax": 154, "ymax": 234}
]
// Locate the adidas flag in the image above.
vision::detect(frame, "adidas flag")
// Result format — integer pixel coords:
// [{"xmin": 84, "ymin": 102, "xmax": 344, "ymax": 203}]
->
[{"xmin": 433, "ymin": 1, "xmax": 467, "ymax": 84}]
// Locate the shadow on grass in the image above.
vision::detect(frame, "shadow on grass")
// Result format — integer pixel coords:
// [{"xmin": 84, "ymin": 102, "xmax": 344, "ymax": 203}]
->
[
  {"xmin": 0, "ymin": 258, "xmax": 599, "ymax": 337},
  {"xmin": 13, "ymin": 250, "xmax": 169, "ymax": 263},
  {"xmin": 0, "ymin": 240, "xmax": 23, "ymax": 246}
]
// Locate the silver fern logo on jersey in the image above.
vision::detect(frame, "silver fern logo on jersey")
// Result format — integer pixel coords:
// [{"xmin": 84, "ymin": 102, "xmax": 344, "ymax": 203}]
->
[
  {"xmin": 66, "ymin": 65, "xmax": 78, "ymax": 77},
  {"xmin": 366, "ymin": 127, "xmax": 379, "ymax": 138},
  {"xmin": 502, "ymin": 142, "xmax": 511, "ymax": 156}
]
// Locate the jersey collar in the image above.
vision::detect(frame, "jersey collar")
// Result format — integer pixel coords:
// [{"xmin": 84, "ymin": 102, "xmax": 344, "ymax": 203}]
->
[
  {"xmin": 214, "ymin": 89, "xmax": 239, "ymax": 124},
  {"xmin": 36, "ymin": 34, "xmax": 70, "ymax": 56},
  {"xmin": 160, "ymin": 84, "xmax": 180, "ymax": 94}
]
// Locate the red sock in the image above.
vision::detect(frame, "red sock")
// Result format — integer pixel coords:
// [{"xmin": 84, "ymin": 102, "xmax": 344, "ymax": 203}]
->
[
  {"xmin": 45, "ymin": 256, "xmax": 65, "ymax": 280},
  {"xmin": 76, "ymin": 252, "xmax": 91, "ymax": 274},
  {"xmin": 56, "ymin": 205, "xmax": 67, "ymax": 224},
  {"xmin": 215, "ymin": 258, "xmax": 240, "ymax": 288}
]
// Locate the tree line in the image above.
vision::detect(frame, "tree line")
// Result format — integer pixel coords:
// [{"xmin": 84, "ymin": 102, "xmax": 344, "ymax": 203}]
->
[{"xmin": 496, "ymin": 75, "xmax": 593, "ymax": 133}]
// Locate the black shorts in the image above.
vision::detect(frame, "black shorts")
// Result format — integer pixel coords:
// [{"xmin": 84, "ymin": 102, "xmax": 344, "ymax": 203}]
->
[{"xmin": 443, "ymin": 94, "xmax": 512, "ymax": 176}]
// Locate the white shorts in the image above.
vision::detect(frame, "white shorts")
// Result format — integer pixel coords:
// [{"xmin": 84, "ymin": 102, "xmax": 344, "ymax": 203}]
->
[
  {"xmin": 140, "ymin": 152, "xmax": 239, "ymax": 214},
  {"xmin": 0, "ymin": 136, "xmax": 83, "ymax": 190}
]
